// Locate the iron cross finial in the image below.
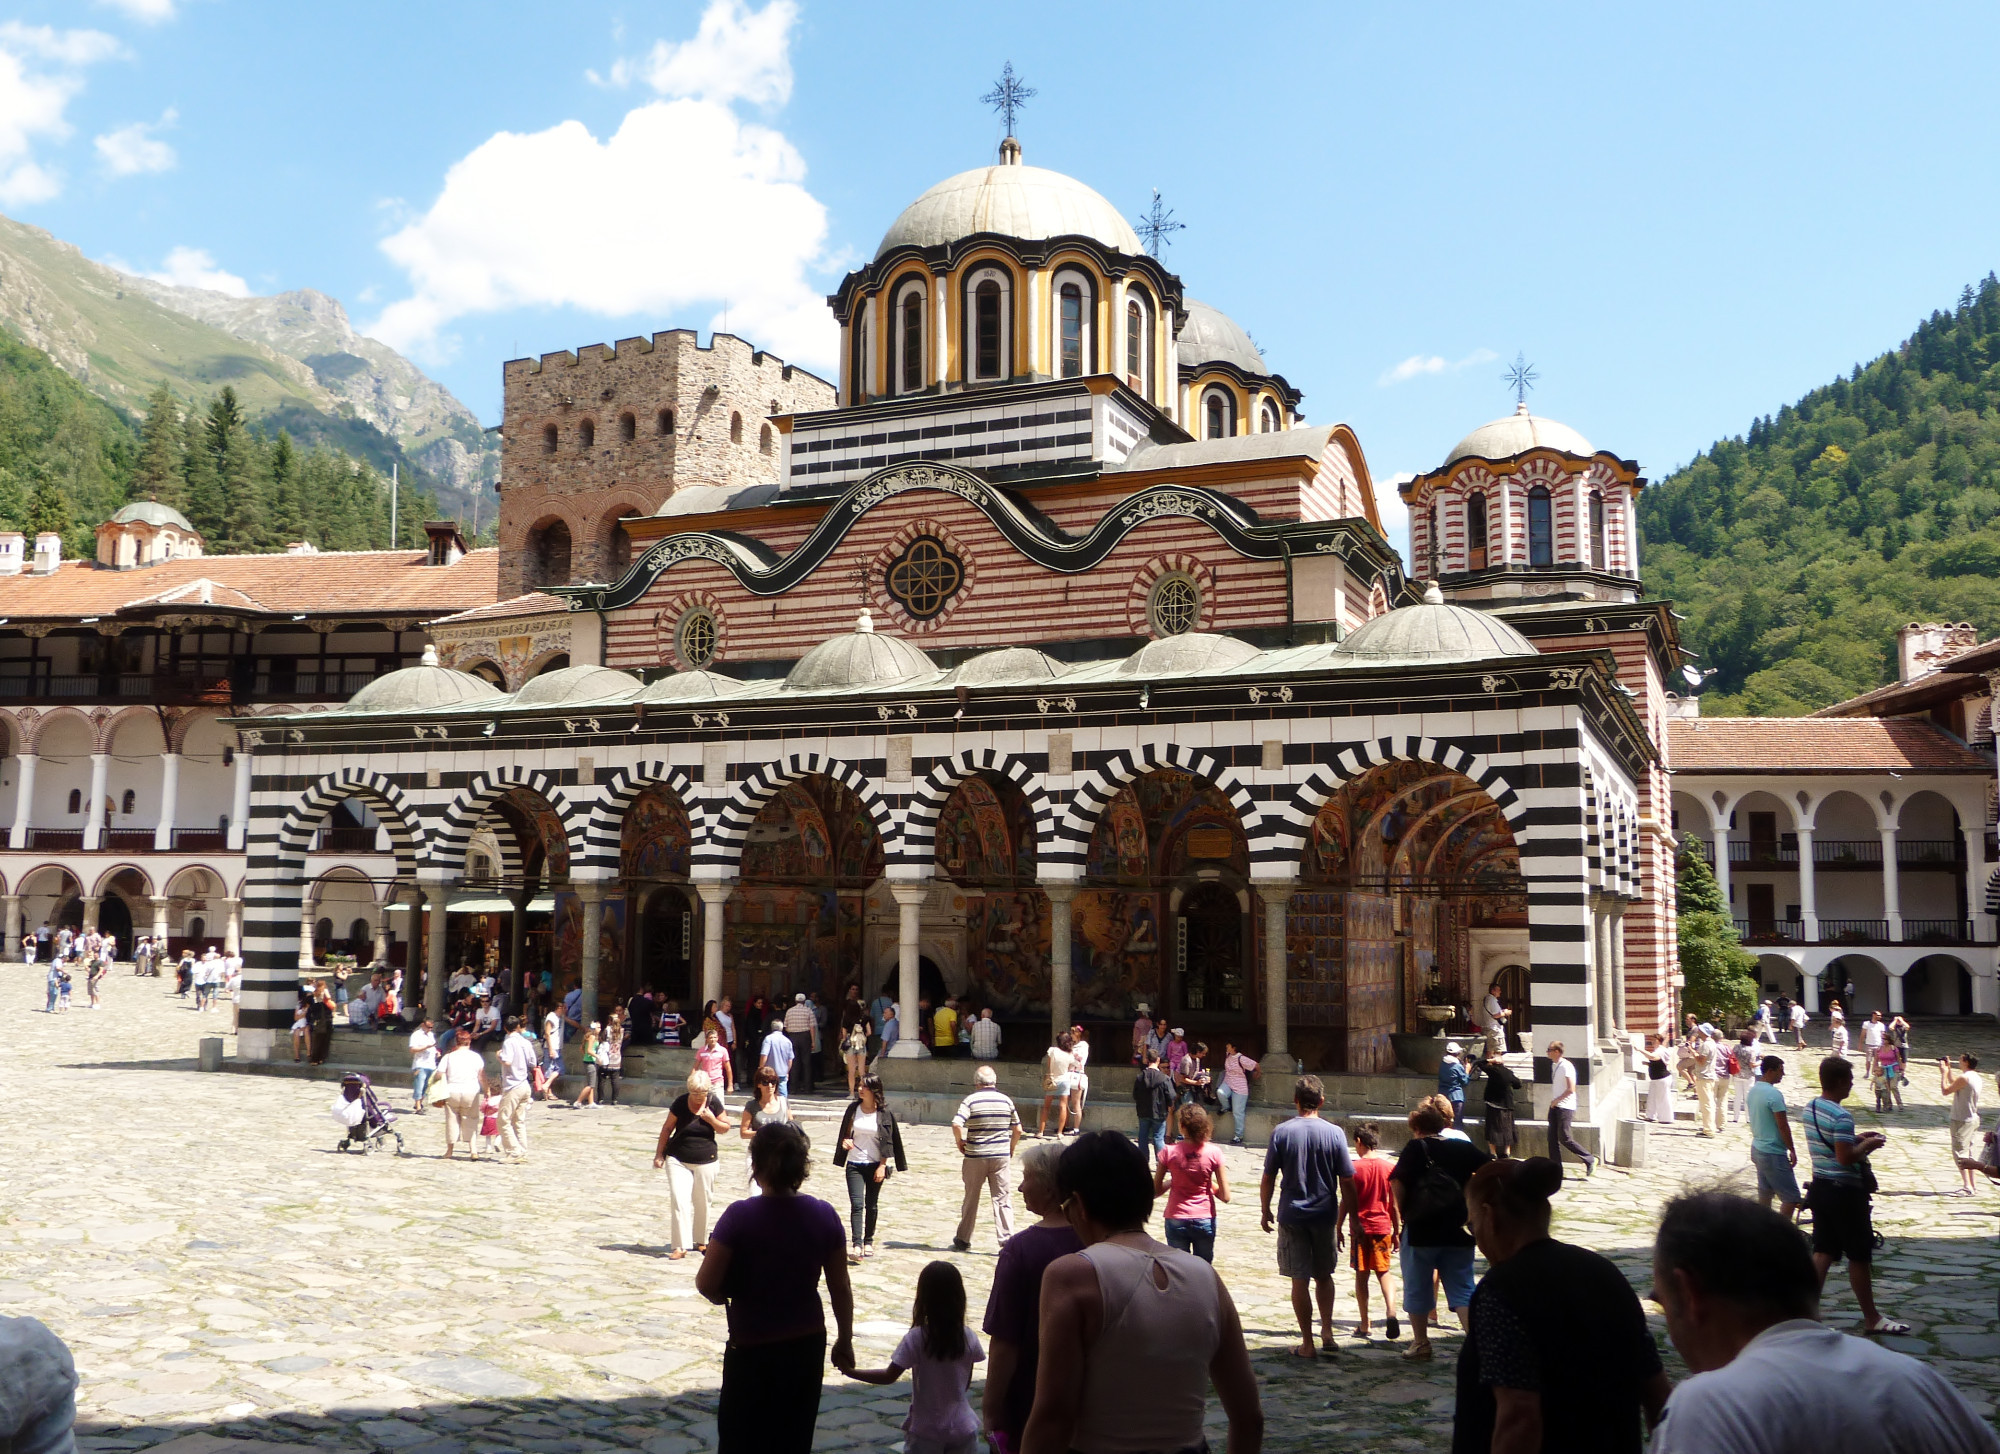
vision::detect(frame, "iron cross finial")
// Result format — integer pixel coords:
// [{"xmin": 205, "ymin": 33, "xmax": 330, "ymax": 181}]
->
[
  {"xmin": 981, "ymin": 62, "xmax": 1035, "ymax": 137},
  {"xmin": 1136, "ymin": 189, "xmax": 1185, "ymax": 259},
  {"xmin": 1503, "ymin": 351, "xmax": 1539, "ymax": 407}
]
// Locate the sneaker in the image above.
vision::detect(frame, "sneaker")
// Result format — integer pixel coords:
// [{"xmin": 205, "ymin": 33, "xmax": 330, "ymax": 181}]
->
[{"xmin": 949, "ymin": 1239, "xmax": 972, "ymax": 1253}]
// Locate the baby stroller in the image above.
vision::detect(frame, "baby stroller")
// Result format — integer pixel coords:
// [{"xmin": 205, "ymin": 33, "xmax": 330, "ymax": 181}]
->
[{"xmin": 330, "ymin": 1072, "xmax": 406, "ymax": 1156}]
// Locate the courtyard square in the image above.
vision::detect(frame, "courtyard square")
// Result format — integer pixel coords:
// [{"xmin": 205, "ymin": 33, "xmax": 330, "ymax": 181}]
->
[{"xmin": 3, "ymin": 974, "xmax": 1996, "ymax": 1452}]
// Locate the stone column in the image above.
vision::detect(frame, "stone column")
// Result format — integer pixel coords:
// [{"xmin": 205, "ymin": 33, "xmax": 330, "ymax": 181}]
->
[
  {"xmin": 373, "ymin": 895, "xmax": 395, "ymax": 967},
  {"xmin": 1608, "ymin": 901, "xmax": 1628, "ymax": 1033},
  {"xmin": 1803, "ymin": 971, "xmax": 1821, "ymax": 1013},
  {"xmin": 1257, "ymin": 881, "xmax": 1297, "ymax": 1064},
  {"xmin": 1043, "ymin": 884, "xmax": 1076, "ymax": 1041},
  {"xmin": 577, "ymin": 882, "xmax": 604, "ymax": 1027},
  {"xmin": 508, "ymin": 884, "xmax": 532, "ymax": 982},
  {"xmin": 81, "ymin": 895, "xmax": 100, "ymax": 933},
  {"xmin": 1886, "ymin": 971, "xmax": 1906, "ymax": 1015},
  {"xmin": 149, "ymin": 894, "xmax": 169, "ymax": 947},
  {"xmin": 227, "ymin": 746, "xmax": 252, "ymax": 851},
  {"xmin": 423, "ymin": 885, "xmax": 451, "ymax": 1024},
  {"xmin": 1880, "ymin": 826, "xmax": 1901, "ymax": 940},
  {"xmin": 696, "ymin": 881, "xmax": 735, "ymax": 1009},
  {"xmin": 2, "ymin": 893, "xmax": 19, "ymax": 955},
  {"xmin": 222, "ymin": 898, "xmax": 241, "ymax": 956},
  {"xmin": 888, "ymin": 881, "xmax": 931, "ymax": 1058},
  {"xmin": 298, "ymin": 900, "xmax": 317, "ymax": 969},
  {"xmin": 8, "ymin": 752, "xmax": 35, "ymax": 848},
  {"xmin": 153, "ymin": 751, "xmax": 180, "ymax": 851},
  {"xmin": 1797, "ymin": 826, "xmax": 1818, "ymax": 942},
  {"xmin": 82, "ymin": 753, "xmax": 110, "ymax": 850}
]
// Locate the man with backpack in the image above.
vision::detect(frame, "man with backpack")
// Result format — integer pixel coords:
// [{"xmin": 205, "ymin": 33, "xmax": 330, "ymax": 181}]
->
[{"xmin": 1389, "ymin": 1100, "xmax": 1490, "ymax": 1361}]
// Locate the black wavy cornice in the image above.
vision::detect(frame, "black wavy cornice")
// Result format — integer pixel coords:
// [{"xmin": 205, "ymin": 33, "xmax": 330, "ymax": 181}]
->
[{"xmin": 549, "ymin": 460, "xmax": 1404, "ymax": 613}]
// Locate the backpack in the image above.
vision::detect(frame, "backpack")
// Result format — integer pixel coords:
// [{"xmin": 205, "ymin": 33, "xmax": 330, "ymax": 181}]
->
[{"xmin": 1400, "ymin": 1139, "xmax": 1465, "ymax": 1225}]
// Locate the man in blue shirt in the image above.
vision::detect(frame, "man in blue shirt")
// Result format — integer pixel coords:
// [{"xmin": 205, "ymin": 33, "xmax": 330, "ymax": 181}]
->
[
  {"xmin": 758, "ymin": 1018, "xmax": 795, "ymax": 1103},
  {"xmin": 1259, "ymin": 1075, "xmax": 1356, "ymax": 1359},
  {"xmin": 1746, "ymin": 1054, "xmax": 1800, "ymax": 1217},
  {"xmin": 1436, "ymin": 1042, "xmax": 1469, "ymax": 1127},
  {"xmin": 1800, "ymin": 1056, "xmax": 1905, "ymax": 1335}
]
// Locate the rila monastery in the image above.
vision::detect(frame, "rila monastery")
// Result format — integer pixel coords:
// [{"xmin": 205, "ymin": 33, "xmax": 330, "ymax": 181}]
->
[{"xmin": 0, "ymin": 133, "xmax": 1986, "ymax": 1148}]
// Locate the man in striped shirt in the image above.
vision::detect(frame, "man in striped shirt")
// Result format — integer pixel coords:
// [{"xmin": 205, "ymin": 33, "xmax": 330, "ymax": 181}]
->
[{"xmin": 951, "ymin": 1064, "xmax": 1022, "ymax": 1251}]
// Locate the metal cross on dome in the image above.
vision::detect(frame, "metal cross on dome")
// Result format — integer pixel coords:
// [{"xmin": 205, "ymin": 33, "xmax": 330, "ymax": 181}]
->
[
  {"xmin": 1503, "ymin": 351, "xmax": 1540, "ymax": 407},
  {"xmin": 1137, "ymin": 190, "xmax": 1185, "ymax": 259},
  {"xmin": 981, "ymin": 62, "xmax": 1035, "ymax": 136}
]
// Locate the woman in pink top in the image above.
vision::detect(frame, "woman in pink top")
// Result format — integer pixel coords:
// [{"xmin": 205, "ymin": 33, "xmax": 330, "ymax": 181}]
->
[
  {"xmin": 1217, "ymin": 1040, "xmax": 1259, "ymax": 1146},
  {"xmin": 1151, "ymin": 1103, "xmax": 1230, "ymax": 1263}
]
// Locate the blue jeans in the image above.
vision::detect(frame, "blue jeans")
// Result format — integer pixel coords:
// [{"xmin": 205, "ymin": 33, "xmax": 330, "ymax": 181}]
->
[
  {"xmin": 412, "ymin": 1068, "xmax": 433, "ymax": 1105},
  {"xmin": 1400, "ymin": 1242, "xmax": 1476, "ymax": 1316},
  {"xmin": 1164, "ymin": 1216, "xmax": 1216, "ymax": 1262},
  {"xmin": 1136, "ymin": 1117, "xmax": 1165, "ymax": 1162},
  {"xmin": 1214, "ymin": 1085, "xmax": 1248, "ymax": 1142}
]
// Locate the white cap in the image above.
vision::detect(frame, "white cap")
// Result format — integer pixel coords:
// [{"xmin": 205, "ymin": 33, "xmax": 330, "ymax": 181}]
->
[
  {"xmin": 795, "ymin": 992, "xmax": 806, "ymax": 1002},
  {"xmin": 1445, "ymin": 1041, "xmax": 1462, "ymax": 1055}
]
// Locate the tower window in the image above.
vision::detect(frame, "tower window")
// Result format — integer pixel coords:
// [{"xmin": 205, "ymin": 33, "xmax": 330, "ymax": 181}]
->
[
  {"xmin": 899, "ymin": 286, "xmax": 925, "ymax": 392},
  {"xmin": 974, "ymin": 280, "xmax": 1002, "ymax": 380},
  {"xmin": 578, "ymin": 418, "xmax": 595, "ymax": 450},
  {"xmin": 730, "ymin": 412, "xmax": 743, "ymax": 445},
  {"xmin": 1589, "ymin": 490, "xmax": 1607, "ymax": 568},
  {"xmin": 121, "ymin": 789, "xmax": 136, "ymax": 815},
  {"xmin": 1126, "ymin": 301, "xmax": 1142, "ymax": 382},
  {"xmin": 619, "ymin": 412, "xmax": 636, "ymax": 442},
  {"xmin": 67, "ymin": 789, "xmax": 81, "ymax": 815},
  {"xmin": 1059, "ymin": 284, "xmax": 1084, "ymax": 378},
  {"xmin": 1203, "ymin": 388, "xmax": 1235, "ymax": 440},
  {"xmin": 1260, "ymin": 402, "xmax": 1280, "ymax": 433},
  {"xmin": 1426, "ymin": 505, "xmax": 1439, "ymax": 576},
  {"xmin": 760, "ymin": 423, "xmax": 773, "ymax": 455},
  {"xmin": 1528, "ymin": 486, "xmax": 1553, "ymax": 567},
  {"xmin": 542, "ymin": 424, "xmax": 558, "ymax": 454},
  {"xmin": 657, "ymin": 408, "xmax": 675, "ymax": 436},
  {"xmin": 1467, "ymin": 491, "xmax": 1488, "ymax": 570}
]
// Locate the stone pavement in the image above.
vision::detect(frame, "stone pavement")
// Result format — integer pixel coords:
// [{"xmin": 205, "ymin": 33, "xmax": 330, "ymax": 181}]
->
[{"xmin": 4, "ymin": 974, "xmax": 1996, "ymax": 1453}]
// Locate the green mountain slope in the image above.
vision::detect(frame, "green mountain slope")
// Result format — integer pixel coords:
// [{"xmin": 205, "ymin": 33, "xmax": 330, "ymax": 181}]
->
[
  {"xmin": 0, "ymin": 213, "xmax": 495, "ymax": 528},
  {"xmin": 1639, "ymin": 274, "xmax": 2000, "ymax": 715}
]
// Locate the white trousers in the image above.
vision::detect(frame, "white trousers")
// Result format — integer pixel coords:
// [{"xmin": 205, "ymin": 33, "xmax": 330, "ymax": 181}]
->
[
  {"xmin": 1645, "ymin": 1077, "xmax": 1674, "ymax": 1122},
  {"xmin": 665, "ymin": 1157, "xmax": 718, "ymax": 1252}
]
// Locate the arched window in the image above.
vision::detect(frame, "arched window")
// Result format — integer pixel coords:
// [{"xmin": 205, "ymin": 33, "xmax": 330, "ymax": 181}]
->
[
  {"xmin": 67, "ymin": 789, "xmax": 80, "ymax": 814},
  {"xmin": 1426, "ymin": 505, "xmax": 1439, "ymax": 575},
  {"xmin": 1259, "ymin": 402, "xmax": 1280, "ymax": 433},
  {"xmin": 1126, "ymin": 300, "xmax": 1143, "ymax": 384},
  {"xmin": 1054, "ymin": 273, "xmax": 1095, "ymax": 379},
  {"xmin": 1589, "ymin": 490, "xmax": 1607, "ymax": 568},
  {"xmin": 1466, "ymin": 492, "xmax": 1488, "ymax": 570},
  {"xmin": 1203, "ymin": 388, "xmax": 1236, "ymax": 440},
  {"xmin": 729, "ymin": 412, "xmax": 743, "ymax": 445},
  {"xmin": 657, "ymin": 408, "xmax": 675, "ymax": 436},
  {"xmin": 120, "ymin": 789, "xmax": 135, "ymax": 815},
  {"xmin": 759, "ymin": 423, "xmax": 773, "ymax": 455},
  {"xmin": 578, "ymin": 419, "xmax": 595, "ymax": 450},
  {"xmin": 618, "ymin": 412, "xmax": 636, "ymax": 443},
  {"xmin": 1528, "ymin": 486, "xmax": 1553, "ymax": 566},
  {"xmin": 974, "ymin": 279, "xmax": 1003, "ymax": 380},
  {"xmin": 897, "ymin": 281, "xmax": 926, "ymax": 393},
  {"xmin": 542, "ymin": 424, "xmax": 558, "ymax": 454}
]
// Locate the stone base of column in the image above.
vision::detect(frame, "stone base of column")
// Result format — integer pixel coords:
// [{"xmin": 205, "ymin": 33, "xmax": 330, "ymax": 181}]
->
[{"xmin": 886, "ymin": 1039, "xmax": 931, "ymax": 1058}]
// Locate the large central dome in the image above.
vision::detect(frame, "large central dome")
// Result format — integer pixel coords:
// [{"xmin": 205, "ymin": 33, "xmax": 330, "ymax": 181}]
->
[{"xmin": 877, "ymin": 144, "xmax": 1141, "ymax": 259}]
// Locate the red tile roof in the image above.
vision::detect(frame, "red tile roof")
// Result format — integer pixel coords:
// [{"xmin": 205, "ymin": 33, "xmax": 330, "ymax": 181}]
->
[
  {"xmin": 0, "ymin": 548, "xmax": 499, "ymax": 619},
  {"xmin": 428, "ymin": 591, "xmax": 569, "ymax": 627},
  {"xmin": 1670, "ymin": 716, "xmax": 1992, "ymax": 773}
]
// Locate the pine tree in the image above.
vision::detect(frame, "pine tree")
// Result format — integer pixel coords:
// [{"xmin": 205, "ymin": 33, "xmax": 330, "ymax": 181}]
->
[
  {"xmin": 131, "ymin": 384, "xmax": 184, "ymax": 506},
  {"xmin": 266, "ymin": 430, "xmax": 303, "ymax": 546},
  {"xmin": 26, "ymin": 476, "xmax": 69, "ymax": 536},
  {"xmin": 1675, "ymin": 850, "xmax": 1758, "ymax": 1023}
]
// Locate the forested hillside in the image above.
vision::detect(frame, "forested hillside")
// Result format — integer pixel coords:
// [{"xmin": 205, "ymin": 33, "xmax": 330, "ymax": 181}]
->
[
  {"xmin": 0, "ymin": 326, "xmax": 440, "ymax": 559},
  {"xmin": 1640, "ymin": 273, "xmax": 2000, "ymax": 715}
]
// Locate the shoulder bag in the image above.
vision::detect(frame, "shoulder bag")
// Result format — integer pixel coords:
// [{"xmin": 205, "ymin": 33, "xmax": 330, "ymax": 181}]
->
[{"xmin": 1400, "ymin": 1138, "xmax": 1465, "ymax": 1225}]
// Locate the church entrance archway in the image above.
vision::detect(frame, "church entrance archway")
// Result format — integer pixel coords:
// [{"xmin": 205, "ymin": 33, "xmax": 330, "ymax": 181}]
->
[
  {"xmin": 620, "ymin": 785, "xmax": 694, "ymax": 1009},
  {"xmin": 1490, "ymin": 963, "xmax": 1532, "ymax": 1051},
  {"xmin": 919, "ymin": 955, "xmax": 947, "ymax": 1007},
  {"xmin": 98, "ymin": 893, "xmax": 133, "ymax": 950},
  {"xmin": 1177, "ymin": 884, "xmax": 1244, "ymax": 1015},
  {"xmin": 640, "ymin": 888, "xmax": 694, "ymax": 1004}
]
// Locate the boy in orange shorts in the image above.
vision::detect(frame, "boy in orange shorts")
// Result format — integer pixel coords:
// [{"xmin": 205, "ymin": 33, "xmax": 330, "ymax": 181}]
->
[{"xmin": 1347, "ymin": 1121, "xmax": 1402, "ymax": 1339}]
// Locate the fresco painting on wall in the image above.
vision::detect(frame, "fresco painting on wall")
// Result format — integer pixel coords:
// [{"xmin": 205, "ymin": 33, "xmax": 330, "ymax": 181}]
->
[
  {"xmin": 622, "ymin": 787, "xmax": 692, "ymax": 879},
  {"xmin": 553, "ymin": 892, "xmax": 625, "ymax": 990},
  {"xmin": 966, "ymin": 889, "xmax": 1051, "ymax": 1014}
]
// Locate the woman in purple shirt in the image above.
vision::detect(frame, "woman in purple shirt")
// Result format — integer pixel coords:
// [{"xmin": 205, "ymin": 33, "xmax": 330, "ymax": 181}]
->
[{"xmin": 697, "ymin": 1122, "xmax": 854, "ymax": 1453}]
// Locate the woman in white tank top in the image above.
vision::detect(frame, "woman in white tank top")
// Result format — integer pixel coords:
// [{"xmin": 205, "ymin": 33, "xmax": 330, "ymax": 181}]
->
[{"xmin": 1020, "ymin": 1131, "xmax": 1262, "ymax": 1454}]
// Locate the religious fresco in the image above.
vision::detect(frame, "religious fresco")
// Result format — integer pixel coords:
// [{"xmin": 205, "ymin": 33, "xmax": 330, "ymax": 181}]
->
[
  {"xmin": 741, "ymin": 777, "xmax": 882, "ymax": 885},
  {"xmin": 552, "ymin": 891, "xmax": 625, "ymax": 990},
  {"xmin": 621, "ymin": 786, "xmax": 692, "ymax": 880},
  {"xmin": 962, "ymin": 889, "xmax": 1052, "ymax": 1014},
  {"xmin": 490, "ymin": 789, "xmax": 572, "ymax": 882},
  {"xmin": 722, "ymin": 887, "xmax": 866, "ymax": 1005},
  {"xmin": 935, "ymin": 776, "xmax": 1022, "ymax": 884}
]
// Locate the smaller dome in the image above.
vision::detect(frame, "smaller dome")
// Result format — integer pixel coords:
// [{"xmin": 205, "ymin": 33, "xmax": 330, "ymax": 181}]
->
[
  {"xmin": 1178, "ymin": 300, "xmax": 1266, "ymax": 376},
  {"xmin": 1446, "ymin": 404, "xmax": 1594, "ymax": 466},
  {"xmin": 636, "ymin": 669, "xmax": 751, "ymax": 702},
  {"xmin": 512, "ymin": 664, "xmax": 644, "ymax": 706},
  {"xmin": 1331, "ymin": 584, "xmax": 1540, "ymax": 664},
  {"xmin": 1115, "ymin": 631, "xmax": 1262, "ymax": 677},
  {"xmin": 110, "ymin": 500, "xmax": 196, "ymax": 531},
  {"xmin": 342, "ymin": 645, "xmax": 506, "ymax": 714},
  {"xmin": 784, "ymin": 609, "xmax": 938, "ymax": 692},
  {"xmin": 940, "ymin": 647, "xmax": 1067, "ymax": 686}
]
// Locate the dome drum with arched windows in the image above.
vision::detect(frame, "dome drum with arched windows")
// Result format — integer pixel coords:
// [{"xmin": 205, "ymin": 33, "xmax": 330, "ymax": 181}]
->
[{"xmin": 1400, "ymin": 403, "xmax": 1647, "ymax": 603}]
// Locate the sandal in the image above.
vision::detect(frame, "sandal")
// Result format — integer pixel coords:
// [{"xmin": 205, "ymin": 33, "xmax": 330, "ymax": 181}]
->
[
  {"xmin": 1401, "ymin": 1342, "xmax": 1433, "ymax": 1362},
  {"xmin": 1864, "ymin": 1319, "xmax": 1911, "ymax": 1336},
  {"xmin": 1288, "ymin": 1342, "xmax": 1317, "ymax": 1359}
]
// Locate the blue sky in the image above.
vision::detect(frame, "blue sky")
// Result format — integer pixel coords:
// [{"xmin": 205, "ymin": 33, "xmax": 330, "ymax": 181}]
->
[{"xmin": 6, "ymin": 0, "xmax": 2000, "ymax": 553}]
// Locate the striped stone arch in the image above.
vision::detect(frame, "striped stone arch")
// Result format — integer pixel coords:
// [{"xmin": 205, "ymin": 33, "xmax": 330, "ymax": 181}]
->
[
  {"xmin": 579, "ymin": 761, "xmax": 705, "ymax": 875},
  {"xmin": 433, "ymin": 768, "xmax": 583, "ymax": 875},
  {"xmin": 1263, "ymin": 736, "xmax": 1529, "ymax": 869},
  {"xmin": 1047, "ymin": 742, "xmax": 1260, "ymax": 873},
  {"xmin": 897, "ymin": 748, "xmax": 1055, "ymax": 870},
  {"xmin": 270, "ymin": 768, "xmax": 428, "ymax": 873},
  {"xmin": 700, "ymin": 752, "xmax": 894, "ymax": 873}
]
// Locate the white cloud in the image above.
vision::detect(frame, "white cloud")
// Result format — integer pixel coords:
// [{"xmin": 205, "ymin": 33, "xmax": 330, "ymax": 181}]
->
[
  {"xmin": 94, "ymin": 107, "xmax": 175, "ymax": 175},
  {"xmin": 371, "ymin": 0, "xmax": 832, "ymax": 370},
  {"xmin": 128, "ymin": 245, "xmax": 250, "ymax": 296},
  {"xmin": 0, "ymin": 24, "xmax": 120, "ymax": 204},
  {"xmin": 94, "ymin": 0, "xmax": 177, "ymax": 22},
  {"xmin": 1378, "ymin": 347, "xmax": 1498, "ymax": 387}
]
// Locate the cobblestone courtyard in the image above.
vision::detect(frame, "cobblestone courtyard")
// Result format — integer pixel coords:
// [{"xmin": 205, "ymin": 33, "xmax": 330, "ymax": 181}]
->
[{"xmin": 5, "ymin": 976, "xmax": 1997, "ymax": 1453}]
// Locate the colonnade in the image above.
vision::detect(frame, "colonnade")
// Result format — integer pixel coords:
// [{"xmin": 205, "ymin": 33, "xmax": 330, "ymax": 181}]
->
[{"xmin": 4, "ymin": 748, "xmax": 253, "ymax": 849}]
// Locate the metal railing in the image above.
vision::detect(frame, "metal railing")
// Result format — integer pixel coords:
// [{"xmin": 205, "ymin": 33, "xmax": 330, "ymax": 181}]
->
[
  {"xmin": 1896, "ymin": 839, "xmax": 1963, "ymax": 868},
  {"xmin": 254, "ymin": 671, "xmax": 378, "ymax": 700},
  {"xmin": 1808, "ymin": 839, "xmax": 1881, "ymax": 868},
  {"xmin": 101, "ymin": 829, "xmax": 154, "ymax": 851},
  {"xmin": 1902, "ymin": 918, "xmax": 1975, "ymax": 944},
  {"xmin": 1733, "ymin": 919, "xmax": 1805, "ymax": 944},
  {"xmin": 23, "ymin": 829, "xmax": 82, "ymax": 850},
  {"xmin": 0, "ymin": 672, "xmax": 234, "ymax": 704},
  {"xmin": 1817, "ymin": 919, "xmax": 1890, "ymax": 944},
  {"xmin": 313, "ymin": 826, "xmax": 381, "ymax": 853},
  {"xmin": 1703, "ymin": 838, "xmax": 1967, "ymax": 871},
  {"xmin": 170, "ymin": 829, "xmax": 228, "ymax": 851},
  {"xmin": 1728, "ymin": 840, "xmax": 1798, "ymax": 866}
]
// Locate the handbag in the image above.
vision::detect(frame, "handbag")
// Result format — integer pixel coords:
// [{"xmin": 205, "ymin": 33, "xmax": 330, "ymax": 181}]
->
[
  {"xmin": 1400, "ymin": 1138, "xmax": 1465, "ymax": 1225},
  {"xmin": 426, "ymin": 1072, "xmax": 451, "ymax": 1106}
]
